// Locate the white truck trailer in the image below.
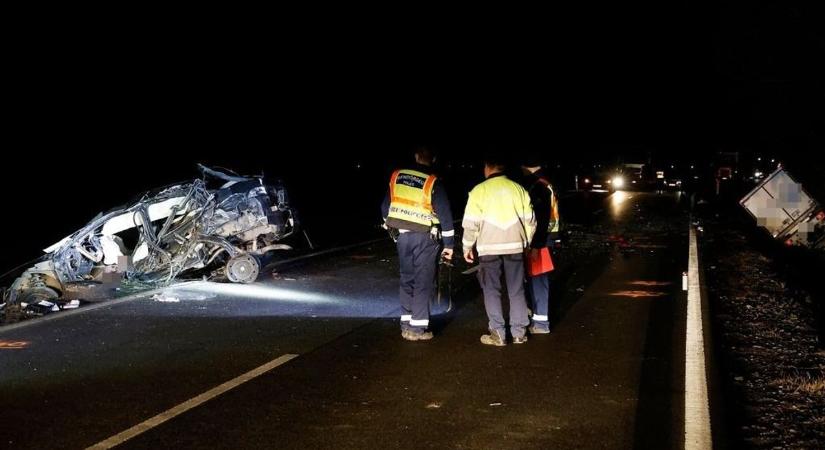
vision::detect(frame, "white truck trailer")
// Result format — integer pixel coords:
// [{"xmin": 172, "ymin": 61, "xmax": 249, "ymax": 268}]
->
[{"xmin": 740, "ymin": 168, "xmax": 825, "ymax": 249}]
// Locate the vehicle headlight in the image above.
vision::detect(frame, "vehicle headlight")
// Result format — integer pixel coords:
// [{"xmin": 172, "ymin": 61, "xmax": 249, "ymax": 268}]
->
[{"xmin": 611, "ymin": 176, "xmax": 625, "ymax": 188}]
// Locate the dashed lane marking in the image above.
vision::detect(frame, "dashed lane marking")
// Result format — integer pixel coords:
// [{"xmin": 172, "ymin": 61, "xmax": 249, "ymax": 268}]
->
[{"xmin": 86, "ymin": 353, "xmax": 299, "ymax": 449}]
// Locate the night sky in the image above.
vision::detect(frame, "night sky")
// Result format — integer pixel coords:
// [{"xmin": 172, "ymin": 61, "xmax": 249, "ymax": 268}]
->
[{"xmin": 2, "ymin": 2, "xmax": 823, "ymax": 274}]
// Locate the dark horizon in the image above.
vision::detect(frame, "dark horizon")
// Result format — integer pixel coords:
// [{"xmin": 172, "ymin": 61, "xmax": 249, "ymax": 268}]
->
[{"xmin": 3, "ymin": 0, "xmax": 823, "ymax": 273}]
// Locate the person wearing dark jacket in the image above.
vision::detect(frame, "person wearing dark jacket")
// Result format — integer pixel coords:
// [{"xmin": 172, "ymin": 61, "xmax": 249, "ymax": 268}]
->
[
  {"xmin": 381, "ymin": 146, "xmax": 455, "ymax": 341},
  {"xmin": 521, "ymin": 157, "xmax": 559, "ymax": 334}
]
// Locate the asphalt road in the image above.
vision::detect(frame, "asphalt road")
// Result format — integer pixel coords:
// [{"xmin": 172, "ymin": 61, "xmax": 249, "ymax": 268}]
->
[{"xmin": 0, "ymin": 191, "xmax": 689, "ymax": 450}]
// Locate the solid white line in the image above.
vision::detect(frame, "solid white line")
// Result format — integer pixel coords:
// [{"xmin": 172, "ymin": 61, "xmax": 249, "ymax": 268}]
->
[
  {"xmin": 86, "ymin": 353, "xmax": 298, "ymax": 450},
  {"xmin": 685, "ymin": 226, "xmax": 712, "ymax": 450}
]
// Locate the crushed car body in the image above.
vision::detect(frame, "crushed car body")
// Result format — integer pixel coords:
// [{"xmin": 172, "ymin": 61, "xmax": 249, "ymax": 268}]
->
[{"xmin": 6, "ymin": 164, "xmax": 297, "ymax": 307}]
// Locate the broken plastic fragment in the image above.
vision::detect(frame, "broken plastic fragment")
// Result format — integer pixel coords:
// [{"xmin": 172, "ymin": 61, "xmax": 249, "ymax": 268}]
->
[
  {"xmin": 62, "ymin": 300, "xmax": 80, "ymax": 310},
  {"xmin": 35, "ymin": 300, "xmax": 60, "ymax": 311}
]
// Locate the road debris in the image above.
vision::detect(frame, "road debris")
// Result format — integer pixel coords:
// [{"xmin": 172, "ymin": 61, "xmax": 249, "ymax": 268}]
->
[
  {"xmin": 62, "ymin": 300, "xmax": 80, "ymax": 309},
  {"xmin": 151, "ymin": 293, "xmax": 180, "ymax": 303}
]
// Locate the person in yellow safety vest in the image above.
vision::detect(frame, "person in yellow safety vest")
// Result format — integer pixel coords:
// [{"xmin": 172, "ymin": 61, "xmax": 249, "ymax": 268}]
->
[
  {"xmin": 521, "ymin": 155, "xmax": 561, "ymax": 334},
  {"xmin": 462, "ymin": 154, "xmax": 536, "ymax": 346},
  {"xmin": 381, "ymin": 146, "xmax": 455, "ymax": 341}
]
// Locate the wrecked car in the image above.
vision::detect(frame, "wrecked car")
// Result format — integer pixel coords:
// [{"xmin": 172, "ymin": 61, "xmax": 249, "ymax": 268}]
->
[
  {"xmin": 5, "ymin": 164, "xmax": 298, "ymax": 306},
  {"xmin": 740, "ymin": 167, "xmax": 825, "ymax": 250}
]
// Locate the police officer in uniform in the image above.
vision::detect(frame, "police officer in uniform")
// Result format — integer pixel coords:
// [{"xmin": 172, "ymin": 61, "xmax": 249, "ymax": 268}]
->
[{"xmin": 381, "ymin": 146, "xmax": 454, "ymax": 341}]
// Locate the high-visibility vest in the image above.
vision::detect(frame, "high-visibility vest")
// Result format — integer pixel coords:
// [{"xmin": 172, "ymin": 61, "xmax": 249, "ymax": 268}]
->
[
  {"xmin": 386, "ymin": 168, "xmax": 439, "ymax": 232},
  {"xmin": 537, "ymin": 177, "xmax": 561, "ymax": 234},
  {"xmin": 461, "ymin": 174, "xmax": 536, "ymax": 256}
]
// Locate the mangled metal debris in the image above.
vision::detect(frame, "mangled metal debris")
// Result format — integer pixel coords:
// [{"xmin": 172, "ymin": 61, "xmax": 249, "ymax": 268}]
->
[
  {"xmin": 740, "ymin": 168, "xmax": 825, "ymax": 249},
  {"xmin": 4, "ymin": 164, "xmax": 299, "ymax": 309}
]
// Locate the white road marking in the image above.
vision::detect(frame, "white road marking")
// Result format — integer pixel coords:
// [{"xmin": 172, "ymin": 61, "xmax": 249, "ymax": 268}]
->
[
  {"xmin": 86, "ymin": 353, "xmax": 299, "ymax": 449},
  {"xmin": 685, "ymin": 225, "xmax": 712, "ymax": 450}
]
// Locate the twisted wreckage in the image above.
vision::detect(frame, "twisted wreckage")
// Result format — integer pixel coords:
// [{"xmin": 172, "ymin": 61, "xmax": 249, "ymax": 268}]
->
[{"xmin": 3, "ymin": 164, "xmax": 298, "ymax": 308}]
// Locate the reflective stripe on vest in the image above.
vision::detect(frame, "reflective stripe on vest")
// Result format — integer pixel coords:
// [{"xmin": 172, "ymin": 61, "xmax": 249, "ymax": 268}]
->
[
  {"xmin": 537, "ymin": 177, "xmax": 561, "ymax": 233},
  {"xmin": 387, "ymin": 169, "xmax": 438, "ymax": 228}
]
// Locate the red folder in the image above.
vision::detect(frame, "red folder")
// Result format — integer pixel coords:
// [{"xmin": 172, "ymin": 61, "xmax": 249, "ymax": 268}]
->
[{"xmin": 527, "ymin": 247, "xmax": 554, "ymax": 276}]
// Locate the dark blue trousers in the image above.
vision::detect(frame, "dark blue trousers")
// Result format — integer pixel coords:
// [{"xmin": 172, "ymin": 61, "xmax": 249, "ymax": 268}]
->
[
  {"xmin": 527, "ymin": 271, "xmax": 551, "ymax": 331},
  {"xmin": 477, "ymin": 253, "xmax": 530, "ymax": 339},
  {"xmin": 396, "ymin": 232, "xmax": 439, "ymax": 333}
]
